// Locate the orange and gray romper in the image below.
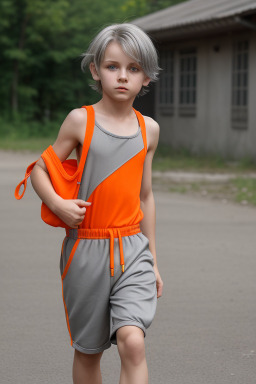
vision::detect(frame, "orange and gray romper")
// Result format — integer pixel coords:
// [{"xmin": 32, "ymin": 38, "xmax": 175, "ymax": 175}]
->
[{"xmin": 58, "ymin": 105, "xmax": 157, "ymax": 354}]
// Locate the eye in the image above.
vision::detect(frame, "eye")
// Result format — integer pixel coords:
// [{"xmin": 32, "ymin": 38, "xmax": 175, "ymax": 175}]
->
[
  {"xmin": 107, "ymin": 65, "xmax": 117, "ymax": 70},
  {"xmin": 130, "ymin": 66, "xmax": 139, "ymax": 72}
]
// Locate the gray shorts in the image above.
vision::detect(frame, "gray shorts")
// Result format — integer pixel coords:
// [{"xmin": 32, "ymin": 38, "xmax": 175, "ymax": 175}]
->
[{"xmin": 60, "ymin": 231, "xmax": 157, "ymax": 354}]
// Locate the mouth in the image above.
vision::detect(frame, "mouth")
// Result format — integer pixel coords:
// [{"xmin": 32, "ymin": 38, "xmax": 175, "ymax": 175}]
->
[{"xmin": 116, "ymin": 87, "xmax": 128, "ymax": 90}]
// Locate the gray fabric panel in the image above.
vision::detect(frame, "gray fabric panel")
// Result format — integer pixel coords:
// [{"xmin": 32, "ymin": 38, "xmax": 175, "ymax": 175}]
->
[
  {"xmin": 78, "ymin": 124, "xmax": 144, "ymax": 201},
  {"xmin": 109, "ymin": 232, "xmax": 157, "ymax": 344},
  {"xmin": 61, "ymin": 232, "xmax": 157, "ymax": 352}
]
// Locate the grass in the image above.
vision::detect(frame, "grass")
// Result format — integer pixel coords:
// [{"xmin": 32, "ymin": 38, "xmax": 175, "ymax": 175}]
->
[
  {"xmin": 0, "ymin": 137, "xmax": 55, "ymax": 152},
  {"xmin": 152, "ymin": 145, "xmax": 256, "ymax": 206},
  {"xmin": 153, "ymin": 176, "xmax": 256, "ymax": 207},
  {"xmin": 0, "ymin": 116, "xmax": 61, "ymax": 152},
  {"xmin": 153, "ymin": 144, "xmax": 256, "ymax": 173},
  {"xmin": 232, "ymin": 177, "xmax": 256, "ymax": 205}
]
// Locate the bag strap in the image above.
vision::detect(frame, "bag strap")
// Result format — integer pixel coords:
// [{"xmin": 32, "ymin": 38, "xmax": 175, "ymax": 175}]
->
[
  {"xmin": 15, "ymin": 105, "xmax": 95, "ymax": 200},
  {"xmin": 78, "ymin": 105, "xmax": 95, "ymax": 182},
  {"xmin": 133, "ymin": 108, "xmax": 147, "ymax": 155},
  {"xmin": 14, "ymin": 160, "xmax": 39, "ymax": 199}
]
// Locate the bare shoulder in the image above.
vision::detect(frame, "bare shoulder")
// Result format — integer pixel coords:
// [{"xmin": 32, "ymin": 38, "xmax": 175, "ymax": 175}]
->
[
  {"xmin": 57, "ymin": 107, "xmax": 87, "ymax": 144},
  {"xmin": 66, "ymin": 107, "xmax": 87, "ymax": 125},
  {"xmin": 143, "ymin": 115, "xmax": 160, "ymax": 151},
  {"xmin": 64, "ymin": 107, "xmax": 87, "ymax": 136},
  {"xmin": 51, "ymin": 107, "xmax": 88, "ymax": 161}
]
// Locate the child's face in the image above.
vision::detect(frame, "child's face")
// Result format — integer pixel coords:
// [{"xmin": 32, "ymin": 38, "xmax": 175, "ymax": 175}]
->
[{"xmin": 90, "ymin": 41, "xmax": 150, "ymax": 100}]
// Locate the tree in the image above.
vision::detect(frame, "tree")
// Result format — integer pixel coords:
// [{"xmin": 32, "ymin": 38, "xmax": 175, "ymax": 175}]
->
[
  {"xmin": 121, "ymin": 0, "xmax": 186, "ymax": 18},
  {"xmin": 0, "ymin": 0, "xmax": 186, "ymax": 124}
]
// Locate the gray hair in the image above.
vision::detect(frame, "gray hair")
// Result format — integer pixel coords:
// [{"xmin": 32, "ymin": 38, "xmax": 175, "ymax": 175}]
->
[{"xmin": 80, "ymin": 23, "xmax": 161, "ymax": 97}]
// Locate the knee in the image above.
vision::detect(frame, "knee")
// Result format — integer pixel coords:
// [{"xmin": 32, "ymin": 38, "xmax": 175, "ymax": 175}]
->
[
  {"xmin": 74, "ymin": 349, "xmax": 103, "ymax": 368},
  {"xmin": 117, "ymin": 326, "xmax": 145, "ymax": 366}
]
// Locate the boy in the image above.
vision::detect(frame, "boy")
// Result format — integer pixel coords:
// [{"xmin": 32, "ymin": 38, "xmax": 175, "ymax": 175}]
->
[{"xmin": 29, "ymin": 23, "xmax": 163, "ymax": 384}]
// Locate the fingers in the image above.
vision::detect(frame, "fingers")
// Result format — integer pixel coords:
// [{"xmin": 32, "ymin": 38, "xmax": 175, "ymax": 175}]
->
[
  {"xmin": 79, "ymin": 207, "xmax": 86, "ymax": 214},
  {"xmin": 157, "ymin": 286, "xmax": 163, "ymax": 298},
  {"xmin": 157, "ymin": 281, "xmax": 164, "ymax": 298},
  {"xmin": 65, "ymin": 200, "xmax": 91, "ymax": 229},
  {"xmin": 71, "ymin": 219, "xmax": 84, "ymax": 229},
  {"xmin": 74, "ymin": 199, "xmax": 92, "ymax": 207},
  {"xmin": 72, "ymin": 207, "xmax": 87, "ymax": 228},
  {"xmin": 72, "ymin": 201, "xmax": 89, "ymax": 227}
]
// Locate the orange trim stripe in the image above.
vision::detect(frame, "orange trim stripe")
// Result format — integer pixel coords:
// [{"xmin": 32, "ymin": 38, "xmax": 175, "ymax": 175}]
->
[
  {"xmin": 61, "ymin": 278, "xmax": 73, "ymax": 345},
  {"xmin": 79, "ymin": 105, "xmax": 95, "ymax": 183},
  {"xmin": 61, "ymin": 239, "xmax": 80, "ymax": 280},
  {"xmin": 133, "ymin": 108, "xmax": 147, "ymax": 155},
  {"xmin": 61, "ymin": 237, "xmax": 66, "ymax": 256}
]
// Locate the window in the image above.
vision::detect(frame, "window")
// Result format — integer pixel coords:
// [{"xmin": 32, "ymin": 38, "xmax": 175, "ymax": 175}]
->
[
  {"xmin": 231, "ymin": 40, "xmax": 249, "ymax": 129},
  {"xmin": 179, "ymin": 49, "xmax": 197, "ymax": 116},
  {"xmin": 159, "ymin": 50, "xmax": 174, "ymax": 115}
]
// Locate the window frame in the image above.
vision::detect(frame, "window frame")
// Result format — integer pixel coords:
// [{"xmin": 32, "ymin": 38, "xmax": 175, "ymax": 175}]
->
[
  {"xmin": 178, "ymin": 48, "xmax": 197, "ymax": 117},
  {"xmin": 231, "ymin": 40, "xmax": 249, "ymax": 130},
  {"xmin": 158, "ymin": 49, "xmax": 175, "ymax": 116}
]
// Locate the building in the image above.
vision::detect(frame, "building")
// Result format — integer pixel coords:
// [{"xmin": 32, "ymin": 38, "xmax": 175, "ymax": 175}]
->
[{"xmin": 132, "ymin": 0, "xmax": 256, "ymax": 160}]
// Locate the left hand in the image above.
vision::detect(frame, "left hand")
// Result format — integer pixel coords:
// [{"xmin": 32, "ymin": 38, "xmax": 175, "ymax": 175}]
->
[{"xmin": 153, "ymin": 265, "xmax": 163, "ymax": 298}]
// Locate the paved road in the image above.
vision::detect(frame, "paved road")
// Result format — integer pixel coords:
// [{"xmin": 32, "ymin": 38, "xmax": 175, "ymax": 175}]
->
[{"xmin": 1, "ymin": 151, "xmax": 256, "ymax": 384}]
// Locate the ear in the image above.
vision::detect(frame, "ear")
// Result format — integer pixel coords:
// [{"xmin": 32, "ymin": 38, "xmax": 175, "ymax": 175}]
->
[
  {"xmin": 142, "ymin": 76, "xmax": 151, "ymax": 87},
  {"xmin": 89, "ymin": 62, "xmax": 101, "ymax": 81}
]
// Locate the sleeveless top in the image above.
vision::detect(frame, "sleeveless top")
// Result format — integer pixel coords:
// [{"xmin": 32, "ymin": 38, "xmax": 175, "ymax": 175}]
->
[{"xmin": 78, "ymin": 105, "xmax": 148, "ymax": 230}]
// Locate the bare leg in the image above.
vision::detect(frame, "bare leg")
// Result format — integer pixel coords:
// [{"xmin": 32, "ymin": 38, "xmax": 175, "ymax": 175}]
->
[
  {"xmin": 117, "ymin": 325, "xmax": 148, "ymax": 384},
  {"xmin": 72, "ymin": 349, "xmax": 103, "ymax": 384}
]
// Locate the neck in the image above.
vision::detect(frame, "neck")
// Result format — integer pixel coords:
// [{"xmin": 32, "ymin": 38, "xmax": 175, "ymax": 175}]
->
[{"xmin": 93, "ymin": 95, "xmax": 136, "ymax": 120}]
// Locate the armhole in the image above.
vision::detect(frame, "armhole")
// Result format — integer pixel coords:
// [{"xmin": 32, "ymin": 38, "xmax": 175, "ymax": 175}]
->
[{"xmin": 133, "ymin": 108, "xmax": 147, "ymax": 155}]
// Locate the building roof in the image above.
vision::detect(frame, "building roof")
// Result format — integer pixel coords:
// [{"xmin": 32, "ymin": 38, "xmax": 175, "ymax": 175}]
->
[{"xmin": 132, "ymin": 0, "xmax": 256, "ymax": 41}]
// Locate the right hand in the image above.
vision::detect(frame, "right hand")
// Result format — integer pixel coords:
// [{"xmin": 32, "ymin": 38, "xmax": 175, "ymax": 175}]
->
[{"xmin": 54, "ymin": 199, "xmax": 92, "ymax": 228}]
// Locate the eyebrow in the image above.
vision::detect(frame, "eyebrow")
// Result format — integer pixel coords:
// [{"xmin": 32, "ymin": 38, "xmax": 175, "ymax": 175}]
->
[{"xmin": 103, "ymin": 60, "xmax": 139, "ymax": 66}]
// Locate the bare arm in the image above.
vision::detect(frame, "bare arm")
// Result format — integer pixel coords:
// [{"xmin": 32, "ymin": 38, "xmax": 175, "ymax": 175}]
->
[
  {"xmin": 140, "ymin": 117, "xmax": 163, "ymax": 298},
  {"xmin": 30, "ymin": 108, "xmax": 91, "ymax": 228}
]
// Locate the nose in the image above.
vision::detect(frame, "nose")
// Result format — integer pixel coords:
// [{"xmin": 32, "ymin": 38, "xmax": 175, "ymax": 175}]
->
[{"xmin": 118, "ymin": 68, "xmax": 128, "ymax": 82}]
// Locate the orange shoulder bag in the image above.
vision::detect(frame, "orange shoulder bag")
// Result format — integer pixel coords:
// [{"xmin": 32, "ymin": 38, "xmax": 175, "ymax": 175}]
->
[{"xmin": 14, "ymin": 105, "xmax": 94, "ymax": 228}]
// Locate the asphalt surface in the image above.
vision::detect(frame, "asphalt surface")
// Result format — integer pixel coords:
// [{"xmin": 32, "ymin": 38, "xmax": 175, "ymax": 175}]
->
[{"xmin": 1, "ymin": 151, "xmax": 256, "ymax": 384}]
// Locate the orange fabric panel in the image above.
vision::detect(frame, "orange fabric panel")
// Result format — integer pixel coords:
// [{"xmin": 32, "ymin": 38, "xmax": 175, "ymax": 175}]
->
[
  {"xmin": 61, "ymin": 239, "xmax": 80, "ymax": 280},
  {"xmin": 83, "ymin": 148, "xmax": 145, "ymax": 229}
]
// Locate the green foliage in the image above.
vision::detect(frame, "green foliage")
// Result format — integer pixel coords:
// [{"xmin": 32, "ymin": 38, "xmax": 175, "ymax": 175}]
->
[
  {"xmin": 0, "ymin": 0, "xmax": 186, "ymax": 137},
  {"xmin": 0, "ymin": 114, "xmax": 62, "ymax": 139},
  {"xmin": 122, "ymin": 0, "xmax": 185, "ymax": 18},
  {"xmin": 0, "ymin": 0, "xmax": 126, "ymax": 121}
]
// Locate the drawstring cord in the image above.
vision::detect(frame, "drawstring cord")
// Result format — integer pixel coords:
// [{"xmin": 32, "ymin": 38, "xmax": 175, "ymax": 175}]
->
[
  {"xmin": 65, "ymin": 224, "xmax": 141, "ymax": 277},
  {"xmin": 108, "ymin": 228, "xmax": 125, "ymax": 276},
  {"xmin": 117, "ymin": 229, "xmax": 125, "ymax": 273}
]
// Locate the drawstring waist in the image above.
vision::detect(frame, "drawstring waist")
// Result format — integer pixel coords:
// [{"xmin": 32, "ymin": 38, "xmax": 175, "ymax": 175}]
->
[{"xmin": 65, "ymin": 224, "xmax": 141, "ymax": 276}]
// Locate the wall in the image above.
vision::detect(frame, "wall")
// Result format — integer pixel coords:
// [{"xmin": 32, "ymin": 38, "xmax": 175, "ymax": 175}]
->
[{"xmin": 155, "ymin": 30, "xmax": 256, "ymax": 160}]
